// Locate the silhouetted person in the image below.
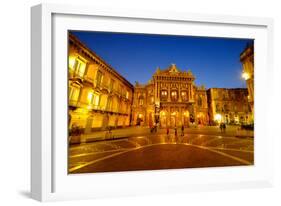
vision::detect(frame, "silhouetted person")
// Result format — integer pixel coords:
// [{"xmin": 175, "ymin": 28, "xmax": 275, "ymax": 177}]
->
[
  {"xmin": 219, "ymin": 123, "xmax": 223, "ymax": 132},
  {"xmin": 174, "ymin": 127, "xmax": 178, "ymax": 142},
  {"xmin": 223, "ymin": 123, "xmax": 226, "ymax": 133}
]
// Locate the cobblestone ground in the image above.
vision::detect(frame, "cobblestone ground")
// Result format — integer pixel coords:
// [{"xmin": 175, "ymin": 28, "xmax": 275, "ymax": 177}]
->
[{"xmin": 68, "ymin": 131, "xmax": 254, "ymax": 174}]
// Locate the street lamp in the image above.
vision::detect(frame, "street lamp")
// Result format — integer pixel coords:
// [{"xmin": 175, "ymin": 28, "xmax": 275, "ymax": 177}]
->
[
  {"xmin": 242, "ymin": 72, "xmax": 250, "ymax": 80},
  {"xmin": 214, "ymin": 113, "xmax": 222, "ymax": 123}
]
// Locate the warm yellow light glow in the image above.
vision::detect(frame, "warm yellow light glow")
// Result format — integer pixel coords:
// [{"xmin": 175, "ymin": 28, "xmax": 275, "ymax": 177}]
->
[
  {"xmin": 214, "ymin": 114, "xmax": 222, "ymax": 122},
  {"xmin": 155, "ymin": 100, "xmax": 160, "ymax": 106},
  {"xmin": 197, "ymin": 113, "xmax": 203, "ymax": 118},
  {"xmin": 69, "ymin": 56, "xmax": 76, "ymax": 69},
  {"xmin": 184, "ymin": 111, "xmax": 189, "ymax": 117},
  {"xmin": 138, "ymin": 114, "xmax": 143, "ymax": 118},
  {"xmin": 242, "ymin": 72, "xmax": 250, "ymax": 80},
  {"xmin": 126, "ymin": 91, "xmax": 129, "ymax": 99},
  {"xmin": 172, "ymin": 112, "xmax": 176, "ymax": 116},
  {"xmin": 87, "ymin": 91, "xmax": 93, "ymax": 103},
  {"xmin": 161, "ymin": 111, "xmax": 166, "ymax": 116}
]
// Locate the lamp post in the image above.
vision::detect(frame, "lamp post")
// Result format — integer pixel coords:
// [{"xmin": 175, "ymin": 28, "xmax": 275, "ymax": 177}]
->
[{"xmin": 242, "ymin": 72, "xmax": 250, "ymax": 82}]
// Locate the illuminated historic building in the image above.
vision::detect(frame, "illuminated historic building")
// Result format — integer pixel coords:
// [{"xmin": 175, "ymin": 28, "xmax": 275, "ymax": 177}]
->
[
  {"xmin": 68, "ymin": 34, "xmax": 253, "ymax": 133},
  {"xmin": 240, "ymin": 44, "xmax": 254, "ymax": 116},
  {"xmin": 132, "ymin": 64, "xmax": 209, "ymax": 128},
  {"xmin": 68, "ymin": 34, "xmax": 134, "ymax": 134},
  {"xmin": 207, "ymin": 88, "xmax": 252, "ymax": 125}
]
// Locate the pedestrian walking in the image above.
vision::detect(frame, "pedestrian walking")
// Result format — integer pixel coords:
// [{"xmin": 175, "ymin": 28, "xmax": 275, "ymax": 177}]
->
[
  {"xmin": 166, "ymin": 126, "xmax": 170, "ymax": 143},
  {"xmin": 219, "ymin": 123, "xmax": 223, "ymax": 132},
  {"xmin": 174, "ymin": 127, "xmax": 178, "ymax": 142},
  {"xmin": 181, "ymin": 125, "xmax": 184, "ymax": 136},
  {"xmin": 153, "ymin": 122, "xmax": 157, "ymax": 133},
  {"xmin": 223, "ymin": 123, "xmax": 226, "ymax": 133}
]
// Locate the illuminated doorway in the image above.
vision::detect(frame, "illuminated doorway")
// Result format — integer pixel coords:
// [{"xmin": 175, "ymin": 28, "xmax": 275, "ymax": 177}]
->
[
  {"xmin": 160, "ymin": 110, "xmax": 167, "ymax": 128},
  {"xmin": 183, "ymin": 110, "xmax": 190, "ymax": 127}
]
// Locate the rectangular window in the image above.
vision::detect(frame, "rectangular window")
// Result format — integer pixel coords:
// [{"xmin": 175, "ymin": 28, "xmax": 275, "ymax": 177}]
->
[
  {"xmin": 70, "ymin": 57, "xmax": 86, "ymax": 77},
  {"xmin": 109, "ymin": 79, "xmax": 114, "ymax": 91},
  {"xmin": 106, "ymin": 98, "xmax": 112, "ymax": 111},
  {"xmin": 126, "ymin": 91, "xmax": 129, "ymax": 99},
  {"xmin": 139, "ymin": 98, "xmax": 144, "ymax": 106},
  {"xmin": 96, "ymin": 70, "xmax": 103, "ymax": 87},
  {"xmin": 69, "ymin": 86, "xmax": 80, "ymax": 103},
  {"xmin": 88, "ymin": 91, "xmax": 100, "ymax": 109}
]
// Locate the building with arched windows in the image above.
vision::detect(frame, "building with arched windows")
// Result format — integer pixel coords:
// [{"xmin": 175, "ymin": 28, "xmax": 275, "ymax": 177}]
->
[{"xmin": 131, "ymin": 64, "xmax": 209, "ymax": 128}]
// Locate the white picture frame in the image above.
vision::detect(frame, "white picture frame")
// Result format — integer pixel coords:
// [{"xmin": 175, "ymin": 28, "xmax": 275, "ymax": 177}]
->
[{"xmin": 31, "ymin": 3, "xmax": 274, "ymax": 202}]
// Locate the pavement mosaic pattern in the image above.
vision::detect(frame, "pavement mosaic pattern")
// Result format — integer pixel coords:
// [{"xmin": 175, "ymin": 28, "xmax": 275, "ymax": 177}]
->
[{"xmin": 68, "ymin": 133, "xmax": 254, "ymax": 174}]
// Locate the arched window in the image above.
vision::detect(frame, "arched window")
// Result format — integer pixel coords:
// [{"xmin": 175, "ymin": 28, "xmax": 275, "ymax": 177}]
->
[
  {"xmin": 171, "ymin": 90, "xmax": 178, "ymax": 102},
  {"xmin": 161, "ymin": 90, "xmax": 168, "ymax": 101},
  {"xmin": 181, "ymin": 91, "xmax": 187, "ymax": 101},
  {"xmin": 216, "ymin": 103, "xmax": 220, "ymax": 112},
  {"xmin": 150, "ymin": 96, "xmax": 154, "ymax": 104},
  {"xmin": 224, "ymin": 104, "xmax": 228, "ymax": 112},
  {"xmin": 139, "ymin": 95, "xmax": 144, "ymax": 106}
]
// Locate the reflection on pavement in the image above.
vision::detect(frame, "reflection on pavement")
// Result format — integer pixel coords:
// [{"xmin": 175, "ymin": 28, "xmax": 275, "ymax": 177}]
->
[{"xmin": 69, "ymin": 133, "xmax": 254, "ymax": 173}]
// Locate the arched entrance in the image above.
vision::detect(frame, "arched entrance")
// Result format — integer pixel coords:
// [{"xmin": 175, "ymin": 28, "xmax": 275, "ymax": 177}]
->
[
  {"xmin": 136, "ymin": 113, "xmax": 144, "ymax": 126},
  {"xmin": 170, "ymin": 111, "xmax": 178, "ymax": 128},
  {"xmin": 160, "ymin": 110, "xmax": 167, "ymax": 128},
  {"xmin": 197, "ymin": 112, "xmax": 203, "ymax": 125},
  {"xmin": 183, "ymin": 110, "xmax": 190, "ymax": 127}
]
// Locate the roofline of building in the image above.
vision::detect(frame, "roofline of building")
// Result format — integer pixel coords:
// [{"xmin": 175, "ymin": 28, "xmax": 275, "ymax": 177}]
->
[
  {"xmin": 207, "ymin": 87, "xmax": 248, "ymax": 91},
  {"xmin": 69, "ymin": 32, "xmax": 134, "ymax": 89}
]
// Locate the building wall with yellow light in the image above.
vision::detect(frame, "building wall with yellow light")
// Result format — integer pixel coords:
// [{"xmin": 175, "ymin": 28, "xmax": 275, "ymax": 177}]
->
[
  {"xmin": 68, "ymin": 34, "xmax": 134, "ymax": 134},
  {"xmin": 132, "ymin": 82, "xmax": 155, "ymax": 126},
  {"xmin": 240, "ymin": 44, "xmax": 254, "ymax": 119},
  {"xmin": 195, "ymin": 86, "xmax": 209, "ymax": 125},
  {"xmin": 207, "ymin": 88, "xmax": 252, "ymax": 125},
  {"xmin": 132, "ymin": 64, "xmax": 209, "ymax": 128}
]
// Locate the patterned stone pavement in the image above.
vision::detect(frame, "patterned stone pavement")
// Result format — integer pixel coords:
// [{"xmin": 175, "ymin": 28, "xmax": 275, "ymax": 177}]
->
[{"xmin": 68, "ymin": 133, "xmax": 254, "ymax": 174}]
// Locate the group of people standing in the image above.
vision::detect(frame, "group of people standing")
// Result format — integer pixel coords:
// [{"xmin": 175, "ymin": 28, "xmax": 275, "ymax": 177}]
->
[
  {"xmin": 149, "ymin": 121, "xmax": 186, "ymax": 140},
  {"xmin": 166, "ymin": 125, "xmax": 185, "ymax": 143},
  {"xmin": 219, "ymin": 122, "xmax": 226, "ymax": 132},
  {"xmin": 166, "ymin": 125, "xmax": 185, "ymax": 137}
]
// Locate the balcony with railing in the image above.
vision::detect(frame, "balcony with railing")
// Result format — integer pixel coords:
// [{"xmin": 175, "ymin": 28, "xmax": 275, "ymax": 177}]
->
[
  {"xmin": 83, "ymin": 75, "xmax": 94, "ymax": 84},
  {"xmin": 69, "ymin": 99, "xmax": 79, "ymax": 108},
  {"xmin": 69, "ymin": 69, "xmax": 85, "ymax": 80}
]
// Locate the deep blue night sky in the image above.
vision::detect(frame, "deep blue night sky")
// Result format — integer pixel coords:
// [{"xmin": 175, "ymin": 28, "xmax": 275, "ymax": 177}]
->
[{"xmin": 71, "ymin": 31, "xmax": 253, "ymax": 88}]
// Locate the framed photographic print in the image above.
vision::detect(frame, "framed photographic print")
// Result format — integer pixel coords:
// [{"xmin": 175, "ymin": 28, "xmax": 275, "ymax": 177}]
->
[{"xmin": 31, "ymin": 3, "xmax": 274, "ymax": 201}]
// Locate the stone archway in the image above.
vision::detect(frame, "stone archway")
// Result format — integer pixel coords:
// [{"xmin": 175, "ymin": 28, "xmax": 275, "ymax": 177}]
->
[
  {"xmin": 170, "ymin": 111, "xmax": 178, "ymax": 128},
  {"xmin": 160, "ymin": 110, "xmax": 167, "ymax": 128},
  {"xmin": 183, "ymin": 110, "xmax": 190, "ymax": 127}
]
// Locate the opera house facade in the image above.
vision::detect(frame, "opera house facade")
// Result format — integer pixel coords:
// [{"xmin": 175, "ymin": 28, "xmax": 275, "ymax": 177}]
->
[{"xmin": 132, "ymin": 64, "xmax": 209, "ymax": 128}]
